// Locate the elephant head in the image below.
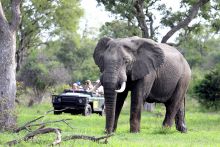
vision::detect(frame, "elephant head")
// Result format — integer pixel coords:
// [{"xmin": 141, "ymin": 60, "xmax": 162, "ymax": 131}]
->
[{"xmin": 93, "ymin": 36, "xmax": 165, "ymax": 133}]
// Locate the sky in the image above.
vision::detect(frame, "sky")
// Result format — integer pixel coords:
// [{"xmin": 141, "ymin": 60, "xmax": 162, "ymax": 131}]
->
[{"xmin": 79, "ymin": 0, "xmax": 180, "ymax": 42}]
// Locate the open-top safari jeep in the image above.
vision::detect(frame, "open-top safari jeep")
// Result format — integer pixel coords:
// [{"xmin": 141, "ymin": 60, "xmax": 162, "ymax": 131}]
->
[{"xmin": 52, "ymin": 89, "xmax": 105, "ymax": 116}]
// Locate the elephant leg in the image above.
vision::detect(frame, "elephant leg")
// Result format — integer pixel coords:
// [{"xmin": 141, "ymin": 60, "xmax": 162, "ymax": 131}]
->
[
  {"xmin": 113, "ymin": 90, "xmax": 128, "ymax": 132},
  {"xmin": 130, "ymin": 90, "xmax": 142, "ymax": 133},
  {"xmin": 163, "ymin": 78, "xmax": 188, "ymax": 130},
  {"xmin": 175, "ymin": 104, "xmax": 187, "ymax": 133},
  {"xmin": 130, "ymin": 76, "xmax": 155, "ymax": 133}
]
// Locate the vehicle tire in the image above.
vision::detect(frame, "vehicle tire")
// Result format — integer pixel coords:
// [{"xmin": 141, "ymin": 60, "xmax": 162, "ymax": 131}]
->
[
  {"xmin": 83, "ymin": 104, "xmax": 92, "ymax": 116},
  {"xmin": 99, "ymin": 105, "xmax": 105, "ymax": 116},
  {"xmin": 54, "ymin": 109, "xmax": 62, "ymax": 115}
]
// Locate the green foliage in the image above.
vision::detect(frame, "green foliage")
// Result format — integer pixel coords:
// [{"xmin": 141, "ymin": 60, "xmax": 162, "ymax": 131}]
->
[
  {"xmin": 99, "ymin": 20, "xmax": 141, "ymax": 38},
  {"xmin": 49, "ymin": 84, "xmax": 71, "ymax": 95},
  {"xmin": 18, "ymin": 49, "xmax": 71, "ymax": 102},
  {"xmin": 97, "ymin": 0, "xmax": 220, "ymax": 41},
  {"xmin": 19, "ymin": 58, "xmax": 48, "ymax": 91},
  {"xmin": 55, "ymin": 36, "xmax": 80, "ymax": 71},
  {"xmin": 20, "ymin": 0, "xmax": 83, "ymax": 38},
  {"xmin": 194, "ymin": 65, "xmax": 220, "ymax": 110},
  {"xmin": 55, "ymin": 36, "xmax": 99, "ymax": 82},
  {"xmin": 187, "ymin": 68, "xmax": 204, "ymax": 96},
  {"xmin": 178, "ymin": 29, "xmax": 220, "ymax": 69},
  {"xmin": 178, "ymin": 35, "xmax": 204, "ymax": 67}
]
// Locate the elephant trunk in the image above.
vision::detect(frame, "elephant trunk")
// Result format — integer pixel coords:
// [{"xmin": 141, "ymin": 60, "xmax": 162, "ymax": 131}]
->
[
  {"xmin": 104, "ymin": 87, "xmax": 117, "ymax": 134},
  {"xmin": 102, "ymin": 71, "xmax": 118, "ymax": 134}
]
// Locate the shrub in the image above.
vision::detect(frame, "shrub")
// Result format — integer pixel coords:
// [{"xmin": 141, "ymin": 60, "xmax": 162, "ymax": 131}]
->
[
  {"xmin": 17, "ymin": 51, "xmax": 71, "ymax": 105},
  {"xmin": 194, "ymin": 66, "xmax": 220, "ymax": 110}
]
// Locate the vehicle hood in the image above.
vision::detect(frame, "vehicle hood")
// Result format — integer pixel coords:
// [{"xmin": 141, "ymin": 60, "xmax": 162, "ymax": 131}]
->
[{"xmin": 60, "ymin": 92, "xmax": 90, "ymax": 98}]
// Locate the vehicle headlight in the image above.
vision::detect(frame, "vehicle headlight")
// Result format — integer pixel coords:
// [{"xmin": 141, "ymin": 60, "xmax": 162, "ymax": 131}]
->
[
  {"xmin": 78, "ymin": 99, "xmax": 82, "ymax": 103},
  {"xmin": 57, "ymin": 97, "xmax": 61, "ymax": 102}
]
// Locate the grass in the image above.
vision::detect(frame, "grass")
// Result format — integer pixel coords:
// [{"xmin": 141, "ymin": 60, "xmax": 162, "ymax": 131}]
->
[{"xmin": 1, "ymin": 99, "xmax": 220, "ymax": 146}]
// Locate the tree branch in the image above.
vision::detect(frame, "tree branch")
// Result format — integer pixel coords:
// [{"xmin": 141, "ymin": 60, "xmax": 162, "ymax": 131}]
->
[
  {"xmin": 10, "ymin": 0, "xmax": 21, "ymax": 32},
  {"xmin": 133, "ymin": 0, "xmax": 149, "ymax": 38},
  {"xmin": 161, "ymin": 0, "xmax": 210, "ymax": 43}
]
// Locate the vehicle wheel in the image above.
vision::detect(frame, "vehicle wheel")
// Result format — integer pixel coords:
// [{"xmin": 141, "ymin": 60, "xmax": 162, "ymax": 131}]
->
[
  {"xmin": 99, "ymin": 105, "xmax": 105, "ymax": 116},
  {"xmin": 83, "ymin": 104, "xmax": 92, "ymax": 116},
  {"xmin": 54, "ymin": 109, "xmax": 62, "ymax": 115}
]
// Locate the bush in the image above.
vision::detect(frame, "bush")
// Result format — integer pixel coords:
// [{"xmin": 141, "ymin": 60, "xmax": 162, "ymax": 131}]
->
[
  {"xmin": 188, "ymin": 68, "xmax": 204, "ymax": 96},
  {"xmin": 194, "ymin": 66, "xmax": 220, "ymax": 110},
  {"xmin": 17, "ymin": 50, "xmax": 71, "ymax": 105}
]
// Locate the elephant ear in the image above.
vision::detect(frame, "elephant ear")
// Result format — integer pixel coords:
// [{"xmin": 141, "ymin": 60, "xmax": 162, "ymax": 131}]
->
[
  {"xmin": 93, "ymin": 37, "xmax": 111, "ymax": 72},
  {"xmin": 131, "ymin": 39, "xmax": 165, "ymax": 80}
]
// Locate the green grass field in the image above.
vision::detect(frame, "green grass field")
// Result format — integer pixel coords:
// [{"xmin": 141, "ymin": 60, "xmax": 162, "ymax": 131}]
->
[{"xmin": 1, "ymin": 98, "xmax": 220, "ymax": 147}]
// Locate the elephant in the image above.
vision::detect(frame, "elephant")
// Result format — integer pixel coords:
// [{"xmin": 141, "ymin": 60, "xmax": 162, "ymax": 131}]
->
[{"xmin": 93, "ymin": 36, "xmax": 191, "ymax": 134}]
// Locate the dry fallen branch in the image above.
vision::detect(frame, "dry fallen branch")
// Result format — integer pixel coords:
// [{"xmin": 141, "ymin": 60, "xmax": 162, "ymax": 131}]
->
[
  {"xmin": 6, "ymin": 109, "xmax": 113, "ymax": 146},
  {"xmin": 63, "ymin": 134, "xmax": 113, "ymax": 144},
  {"xmin": 24, "ymin": 127, "xmax": 62, "ymax": 144},
  {"xmin": 14, "ymin": 108, "xmax": 70, "ymax": 133},
  {"xmin": 14, "ymin": 116, "xmax": 44, "ymax": 133},
  {"xmin": 6, "ymin": 129, "xmax": 113, "ymax": 146},
  {"xmin": 15, "ymin": 118, "xmax": 72, "ymax": 133},
  {"xmin": 6, "ymin": 127, "xmax": 62, "ymax": 146},
  {"xmin": 27, "ymin": 119, "xmax": 72, "ymax": 128}
]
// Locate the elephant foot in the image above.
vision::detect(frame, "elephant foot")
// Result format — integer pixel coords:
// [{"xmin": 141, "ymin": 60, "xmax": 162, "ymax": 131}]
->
[
  {"xmin": 162, "ymin": 120, "xmax": 173, "ymax": 128},
  {"xmin": 104, "ymin": 128, "xmax": 115, "ymax": 134},
  {"xmin": 176, "ymin": 124, "xmax": 187, "ymax": 133},
  {"xmin": 130, "ymin": 128, "xmax": 140, "ymax": 133}
]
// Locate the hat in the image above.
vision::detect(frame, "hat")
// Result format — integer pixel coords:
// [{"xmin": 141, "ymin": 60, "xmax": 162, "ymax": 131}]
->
[{"xmin": 76, "ymin": 81, "xmax": 81, "ymax": 86}]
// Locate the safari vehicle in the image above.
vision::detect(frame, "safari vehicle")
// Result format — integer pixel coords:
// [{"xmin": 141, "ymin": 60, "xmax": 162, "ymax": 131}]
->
[{"xmin": 52, "ymin": 89, "xmax": 105, "ymax": 116}]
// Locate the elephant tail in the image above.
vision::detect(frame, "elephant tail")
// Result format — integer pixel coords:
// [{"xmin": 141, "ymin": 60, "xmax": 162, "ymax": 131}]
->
[{"xmin": 184, "ymin": 96, "xmax": 186, "ymax": 119}]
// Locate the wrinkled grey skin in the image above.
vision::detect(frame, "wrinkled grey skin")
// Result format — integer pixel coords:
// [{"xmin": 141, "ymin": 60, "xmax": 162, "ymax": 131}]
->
[{"xmin": 93, "ymin": 36, "xmax": 191, "ymax": 134}]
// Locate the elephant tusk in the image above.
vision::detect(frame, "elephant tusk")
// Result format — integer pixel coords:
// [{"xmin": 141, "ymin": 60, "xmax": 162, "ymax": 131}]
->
[
  {"xmin": 115, "ymin": 82, "xmax": 126, "ymax": 93},
  {"xmin": 89, "ymin": 81, "xmax": 101, "ymax": 92}
]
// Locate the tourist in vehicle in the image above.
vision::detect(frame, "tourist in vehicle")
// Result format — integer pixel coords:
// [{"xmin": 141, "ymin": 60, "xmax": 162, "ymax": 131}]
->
[
  {"xmin": 93, "ymin": 80, "xmax": 104, "ymax": 96},
  {"xmin": 72, "ymin": 83, "xmax": 78, "ymax": 91},
  {"xmin": 84, "ymin": 80, "xmax": 94, "ymax": 91}
]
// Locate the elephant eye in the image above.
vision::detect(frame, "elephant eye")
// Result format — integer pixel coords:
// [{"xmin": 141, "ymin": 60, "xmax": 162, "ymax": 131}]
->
[{"xmin": 124, "ymin": 58, "xmax": 130, "ymax": 64}]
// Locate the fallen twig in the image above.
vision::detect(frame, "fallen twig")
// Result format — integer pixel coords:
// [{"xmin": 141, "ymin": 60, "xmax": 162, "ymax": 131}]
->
[
  {"xmin": 28, "ymin": 119, "xmax": 72, "ymax": 127},
  {"xmin": 14, "ymin": 116, "xmax": 44, "ymax": 133},
  {"xmin": 63, "ymin": 134, "xmax": 113, "ymax": 144},
  {"xmin": 14, "ymin": 108, "xmax": 70, "ymax": 133},
  {"xmin": 24, "ymin": 127, "xmax": 62, "ymax": 143},
  {"xmin": 6, "ymin": 127, "xmax": 62, "ymax": 146}
]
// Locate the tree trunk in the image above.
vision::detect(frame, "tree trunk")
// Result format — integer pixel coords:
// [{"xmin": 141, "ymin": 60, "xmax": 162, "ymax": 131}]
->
[
  {"xmin": 0, "ymin": 0, "xmax": 21, "ymax": 131},
  {"xmin": 0, "ymin": 31, "xmax": 17, "ymax": 130},
  {"xmin": 133, "ymin": 0, "xmax": 149, "ymax": 38}
]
